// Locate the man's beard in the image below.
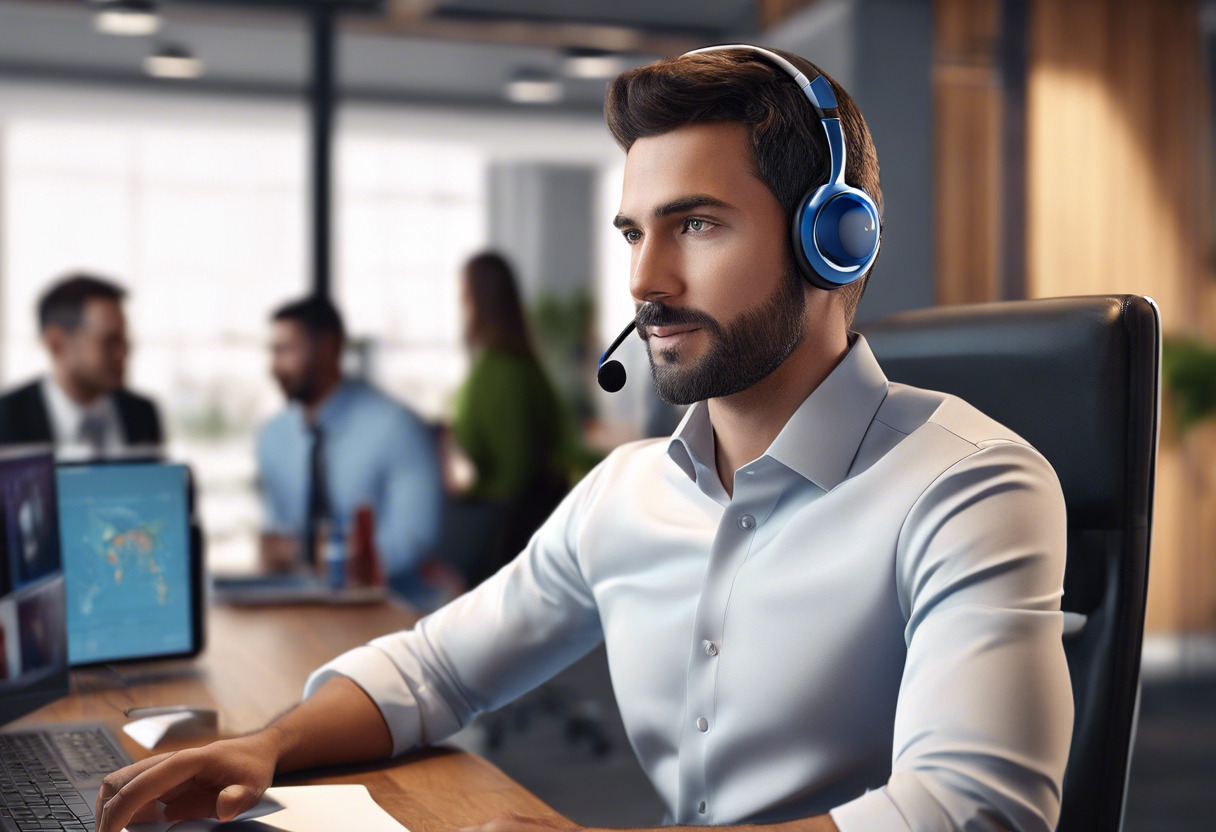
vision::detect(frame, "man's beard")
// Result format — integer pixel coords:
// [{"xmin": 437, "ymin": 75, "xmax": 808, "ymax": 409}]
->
[
  {"xmin": 639, "ymin": 267, "xmax": 807, "ymax": 406},
  {"xmin": 70, "ymin": 365, "xmax": 121, "ymax": 400},
  {"xmin": 277, "ymin": 373, "xmax": 319, "ymax": 406}
]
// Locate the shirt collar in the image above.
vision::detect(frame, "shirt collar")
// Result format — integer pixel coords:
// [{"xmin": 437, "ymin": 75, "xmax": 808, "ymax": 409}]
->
[
  {"xmin": 294, "ymin": 377, "xmax": 358, "ymax": 431},
  {"xmin": 666, "ymin": 332, "xmax": 889, "ymax": 494},
  {"xmin": 41, "ymin": 375, "xmax": 115, "ymax": 441},
  {"xmin": 665, "ymin": 399, "xmax": 718, "ymax": 495}
]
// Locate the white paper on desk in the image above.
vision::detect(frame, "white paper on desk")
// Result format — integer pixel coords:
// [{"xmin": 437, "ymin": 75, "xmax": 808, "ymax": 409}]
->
[
  {"xmin": 126, "ymin": 785, "xmax": 407, "ymax": 832},
  {"xmin": 123, "ymin": 713, "xmax": 201, "ymax": 750},
  {"xmin": 125, "ymin": 793, "xmax": 284, "ymax": 832}
]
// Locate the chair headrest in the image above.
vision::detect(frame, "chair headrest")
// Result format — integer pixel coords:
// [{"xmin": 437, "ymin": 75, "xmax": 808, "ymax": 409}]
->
[{"xmin": 859, "ymin": 295, "xmax": 1159, "ymax": 529}]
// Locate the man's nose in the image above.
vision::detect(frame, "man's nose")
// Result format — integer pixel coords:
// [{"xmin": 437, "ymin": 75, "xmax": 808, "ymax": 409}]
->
[{"xmin": 629, "ymin": 237, "xmax": 683, "ymax": 304}]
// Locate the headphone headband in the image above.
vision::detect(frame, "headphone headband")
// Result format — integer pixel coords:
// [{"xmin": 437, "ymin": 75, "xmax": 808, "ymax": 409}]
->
[{"xmin": 681, "ymin": 44, "xmax": 839, "ymax": 119}]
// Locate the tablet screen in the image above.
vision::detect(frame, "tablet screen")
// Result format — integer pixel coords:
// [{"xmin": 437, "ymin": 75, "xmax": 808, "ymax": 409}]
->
[{"xmin": 56, "ymin": 463, "xmax": 194, "ymax": 665}]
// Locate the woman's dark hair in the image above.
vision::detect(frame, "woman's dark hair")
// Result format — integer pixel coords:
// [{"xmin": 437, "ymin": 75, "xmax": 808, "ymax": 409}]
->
[
  {"xmin": 463, "ymin": 252, "xmax": 533, "ymax": 356},
  {"xmin": 605, "ymin": 47, "xmax": 882, "ymax": 327}
]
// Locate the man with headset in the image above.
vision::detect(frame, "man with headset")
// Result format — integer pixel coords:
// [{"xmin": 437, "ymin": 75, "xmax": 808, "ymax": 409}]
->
[{"xmin": 93, "ymin": 46, "xmax": 1071, "ymax": 832}]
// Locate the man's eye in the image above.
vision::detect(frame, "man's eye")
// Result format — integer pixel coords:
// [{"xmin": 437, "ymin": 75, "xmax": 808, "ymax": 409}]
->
[
  {"xmin": 684, "ymin": 218, "xmax": 711, "ymax": 233},
  {"xmin": 622, "ymin": 229, "xmax": 641, "ymax": 244}
]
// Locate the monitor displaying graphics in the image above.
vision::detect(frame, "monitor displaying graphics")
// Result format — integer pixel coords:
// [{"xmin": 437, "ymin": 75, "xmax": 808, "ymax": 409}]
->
[
  {"xmin": 56, "ymin": 462, "xmax": 201, "ymax": 666},
  {"xmin": 0, "ymin": 448, "xmax": 69, "ymax": 726}
]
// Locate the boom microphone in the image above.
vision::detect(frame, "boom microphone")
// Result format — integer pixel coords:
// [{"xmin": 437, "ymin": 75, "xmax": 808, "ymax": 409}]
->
[{"xmin": 597, "ymin": 317, "xmax": 639, "ymax": 392}]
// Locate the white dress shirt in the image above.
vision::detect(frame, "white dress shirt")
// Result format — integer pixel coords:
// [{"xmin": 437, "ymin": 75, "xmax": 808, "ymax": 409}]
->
[
  {"xmin": 304, "ymin": 332, "xmax": 1074, "ymax": 832},
  {"xmin": 41, "ymin": 376, "xmax": 123, "ymax": 458}
]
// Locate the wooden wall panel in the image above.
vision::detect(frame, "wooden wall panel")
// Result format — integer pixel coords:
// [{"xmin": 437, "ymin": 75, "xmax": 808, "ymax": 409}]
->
[
  {"xmin": 934, "ymin": 0, "xmax": 1003, "ymax": 306},
  {"xmin": 1025, "ymin": 0, "xmax": 1214, "ymax": 632},
  {"xmin": 757, "ymin": 0, "xmax": 822, "ymax": 30}
]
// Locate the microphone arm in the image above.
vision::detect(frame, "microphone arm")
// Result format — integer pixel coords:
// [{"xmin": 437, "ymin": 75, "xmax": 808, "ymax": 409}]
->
[{"xmin": 596, "ymin": 316, "xmax": 639, "ymax": 393}]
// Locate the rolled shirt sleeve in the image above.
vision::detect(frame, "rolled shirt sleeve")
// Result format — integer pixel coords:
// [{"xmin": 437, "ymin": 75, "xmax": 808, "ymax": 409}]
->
[
  {"xmin": 304, "ymin": 460, "xmax": 608, "ymax": 757},
  {"xmin": 830, "ymin": 441, "xmax": 1074, "ymax": 832}
]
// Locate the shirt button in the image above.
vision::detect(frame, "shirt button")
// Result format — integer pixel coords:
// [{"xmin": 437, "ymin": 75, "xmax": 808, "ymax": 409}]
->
[
  {"xmin": 703, "ymin": 640, "xmax": 719, "ymax": 657},
  {"xmin": 738, "ymin": 514, "xmax": 755, "ymax": 530},
  {"xmin": 696, "ymin": 716, "xmax": 709, "ymax": 732},
  {"xmin": 698, "ymin": 802, "xmax": 707, "ymax": 814}
]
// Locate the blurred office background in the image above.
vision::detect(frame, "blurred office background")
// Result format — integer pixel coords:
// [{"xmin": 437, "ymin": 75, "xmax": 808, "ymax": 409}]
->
[{"xmin": 0, "ymin": 0, "xmax": 1213, "ymax": 828}]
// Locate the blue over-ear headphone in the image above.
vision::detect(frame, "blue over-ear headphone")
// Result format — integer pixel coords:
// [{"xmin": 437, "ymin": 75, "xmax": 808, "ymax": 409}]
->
[
  {"xmin": 597, "ymin": 44, "xmax": 881, "ymax": 392},
  {"xmin": 684, "ymin": 44, "xmax": 882, "ymax": 291}
]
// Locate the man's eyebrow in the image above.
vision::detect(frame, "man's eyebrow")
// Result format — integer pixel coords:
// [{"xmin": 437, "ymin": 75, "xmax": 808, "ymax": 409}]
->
[{"xmin": 613, "ymin": 194, "xmax": 736, "ymax": 229}]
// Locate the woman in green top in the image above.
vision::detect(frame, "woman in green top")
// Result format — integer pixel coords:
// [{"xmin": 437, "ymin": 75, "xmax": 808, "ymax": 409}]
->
[{"xmin": 451, "ymin": 252, "xmax": 568, "ymax": 582}]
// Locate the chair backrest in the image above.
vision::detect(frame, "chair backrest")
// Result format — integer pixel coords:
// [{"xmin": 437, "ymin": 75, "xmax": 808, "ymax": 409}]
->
[{"xmin": 859, "ymin": 295, "xmax": 1160, "ymax": 832}]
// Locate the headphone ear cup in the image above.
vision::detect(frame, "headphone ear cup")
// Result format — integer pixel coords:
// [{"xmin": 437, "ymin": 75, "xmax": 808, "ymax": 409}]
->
[
  {"xmin": 830, "ymin": 200, "xmax": 880, "ymax": 260},
  {"xmin": 792, "ymin": 186, "xmax": 880, "ymax": 290},
  {"xmin": 792, "ymin": 189, "xmax": 831, "ymax": 290},
  {"xmin": 814, "ymin": 193, "xmax": 879, "ymax": 267},
  {"xmin": 793, "ymin": 187, "xmax": 848, "ymax": 291}
]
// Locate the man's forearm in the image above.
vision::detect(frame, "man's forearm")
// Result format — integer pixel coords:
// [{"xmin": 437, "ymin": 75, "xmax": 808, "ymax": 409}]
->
[{"xmin": 260, "ymin": 675, "xmax": 394, "ymax": 772}]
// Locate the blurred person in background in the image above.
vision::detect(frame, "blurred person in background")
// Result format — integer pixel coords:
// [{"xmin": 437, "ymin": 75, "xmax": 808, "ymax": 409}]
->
[
  {"xmin": 255, "ymin": 296, "xmax": 442, "ymax": 596},
  {"xmin": 0, "ymin": 274, "xmax": 163, "ymax": 458},
  {"xmin": 447, "ymin": 251, "xmax": 569, "ymax": 585}
]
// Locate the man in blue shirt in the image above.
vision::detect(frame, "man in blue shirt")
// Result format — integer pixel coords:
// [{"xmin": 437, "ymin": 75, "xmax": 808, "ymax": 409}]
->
[{"xmin": 255, "ymin": 296, "xmax": 441, "ymax": 588}]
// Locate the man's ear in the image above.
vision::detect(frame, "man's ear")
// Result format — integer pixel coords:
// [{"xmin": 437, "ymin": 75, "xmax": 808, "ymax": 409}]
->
[{"xmin": 317, "ymin": 332, "xmax": 344, "ymax": 367}]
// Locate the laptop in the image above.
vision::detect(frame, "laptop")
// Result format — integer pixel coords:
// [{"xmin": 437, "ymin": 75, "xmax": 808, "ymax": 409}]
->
[{"xmin": 0, "ymin": 448, "xmax": 133, "ymax": 832}]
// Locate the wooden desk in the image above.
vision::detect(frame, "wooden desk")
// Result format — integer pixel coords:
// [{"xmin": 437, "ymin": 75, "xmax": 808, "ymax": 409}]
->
[{"xmin": 10, "ymin": 602, "xmax": 560, "ymax": 832}]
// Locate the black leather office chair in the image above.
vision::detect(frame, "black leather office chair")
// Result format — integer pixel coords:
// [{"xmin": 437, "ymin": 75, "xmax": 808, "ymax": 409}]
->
[{"xmin": 859, "ymin": 294, "xmax": 1160, "ymax": 832}]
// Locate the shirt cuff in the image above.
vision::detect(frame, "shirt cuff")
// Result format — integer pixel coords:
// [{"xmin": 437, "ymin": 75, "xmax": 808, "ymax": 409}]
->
[
  {"xmin": 829, "ymin": 787, "xmax": 912, "ymax": 832},
  {"xmin": 303, "ymin": 645, "xmax": 423, "ymax": 757}
]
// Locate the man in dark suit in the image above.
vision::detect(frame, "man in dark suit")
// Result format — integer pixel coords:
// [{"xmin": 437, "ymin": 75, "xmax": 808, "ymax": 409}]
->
[{"xmin": 0, "ymin": 274, "xmax": 162, "ymax": 457}]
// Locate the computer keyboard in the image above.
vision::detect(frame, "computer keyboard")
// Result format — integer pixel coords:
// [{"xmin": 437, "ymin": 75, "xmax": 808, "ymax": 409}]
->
[
  {"xmin": 0, "ymin": 727, "xmax": 125, "ymax": 831},
  {"xmin": 41, "ymin": 728, "xmax": 127, "ymax": 784}
]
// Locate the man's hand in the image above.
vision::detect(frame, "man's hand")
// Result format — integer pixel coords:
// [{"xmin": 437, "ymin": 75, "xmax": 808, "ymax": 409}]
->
[
  {"xmin": 94, "ymin": 677, "xmax": 391, "ymax": 832},
  {"xmin": 461, "ymin": 812, "xmax": 584, "ymax": 832},
  {"xmin": 93, "ymin": 732, "xmax": 279, "ymax": 832}
]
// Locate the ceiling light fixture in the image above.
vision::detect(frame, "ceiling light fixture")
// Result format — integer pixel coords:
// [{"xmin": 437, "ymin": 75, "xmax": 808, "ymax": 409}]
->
[
  {"xmin": 562, "ymin": 48, "xmax": 624, "ymax": 79},
  {"xmin": 144, "ymin": 43, "xmax": 204, "ymax": 79},
  {"xmin": 93, "ymin": 0, "xmax": 162, "ymax": 37},
  {"xmin": 506, "ymin": 68, "xmax": 562, "ymax": 105}
]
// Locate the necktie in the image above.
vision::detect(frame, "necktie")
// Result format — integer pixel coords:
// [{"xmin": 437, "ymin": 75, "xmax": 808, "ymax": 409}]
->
[
  {"xmin": 302, "ymin": 423, "xmax": 331, "ymax": 567},
  {"xmin": 77, "ymin": 414, "xmax": 107, "ymax": 455}
]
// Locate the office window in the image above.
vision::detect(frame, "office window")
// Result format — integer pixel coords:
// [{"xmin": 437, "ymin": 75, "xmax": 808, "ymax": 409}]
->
[{"xmin": 335, "ymin": 136, "xmax": 486, "ymax": 419}]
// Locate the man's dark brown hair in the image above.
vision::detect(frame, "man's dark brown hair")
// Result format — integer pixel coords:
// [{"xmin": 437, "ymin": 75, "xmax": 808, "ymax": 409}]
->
[
  {"xmin": 605, "ymin": 47, "xmax": 882, "ymax": 328},
  {"xmin": 272, "ymin": 295, "xmax": 346, "ymax": 341},
  {"xmin": 38, "ymin": 273, "xmax": 127, "ymax": 333}
]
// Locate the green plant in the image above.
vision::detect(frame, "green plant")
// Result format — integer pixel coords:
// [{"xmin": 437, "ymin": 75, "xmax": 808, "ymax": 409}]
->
[
  {"xmin": 531, "ymin": 290, "xmax": 593, "ymax": 359},
  {"xmin": 530, "ymin": 289, "xmax": 595, "ymax": 419},
  {"xmin": 1162, "ymin": 335, "xmax": 1216, "ymax": 434}
]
